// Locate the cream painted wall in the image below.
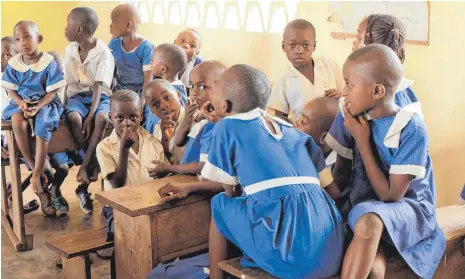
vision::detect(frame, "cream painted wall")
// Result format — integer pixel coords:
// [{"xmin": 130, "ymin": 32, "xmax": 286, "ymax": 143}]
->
[{"xmin": 2, "ymin": 1, "xmax": 464, "ymax": 207}]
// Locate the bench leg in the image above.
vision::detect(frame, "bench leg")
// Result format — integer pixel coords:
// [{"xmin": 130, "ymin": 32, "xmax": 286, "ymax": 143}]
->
[
  {"xmin": 1, "ymin": 164, "xmax": 9, "ymax": 216},
  {"xmin": 62, "ymin": 255, "xmax": 91, "ymax": 279}
]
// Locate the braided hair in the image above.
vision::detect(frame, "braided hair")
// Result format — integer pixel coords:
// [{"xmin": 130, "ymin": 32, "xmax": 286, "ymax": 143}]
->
[{"xmin": 365, "ymin": 14, "xmax": 406, "ymax": 63}]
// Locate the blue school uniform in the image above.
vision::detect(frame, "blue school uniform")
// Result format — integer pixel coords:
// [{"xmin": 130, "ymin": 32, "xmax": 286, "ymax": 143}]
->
[
  {"xmin": 201, "ymin": 108, "xmax": 345, "ymax": 279},
  {"xmin": 1, "ymin": 53, "xmax": 65, "ymax": 142},
  {"xmin": 395, "ymin": 78, "xmax": 419, "ymax": 107},
  {"xmin": 109, "ymin": 38, "xmax": 159, "ymax": 133},
  {"xmin": 181, "ymin": 120, "xmax": 214, "ymax": 164},
  {"xmin": 148, "ymin": 253, "xmax": 209, "ymax": 279},
  {"xmin": 65, "ymin": 93, "xmax": 110, "ymax": 118},
  {"xmin": 172, "ymin": 81, "xmax": 188, "ymax": 106},
  {"xmin": 326, "ymin": 103, "xmax": 446, "ymax": 279}
]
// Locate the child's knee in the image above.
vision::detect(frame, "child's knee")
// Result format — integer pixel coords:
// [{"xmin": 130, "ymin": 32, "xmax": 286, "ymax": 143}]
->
[
  {"xmin": 369, "ymin": 258, "xmax": 387, "ymax": 279},
  {"xmin": 55, "ymin": 164, "xmax": 70, "ymax": 177},
  {"xmin": 95, "ymin": 113, "xmax": 109, "ymax": 127},
  {"xmin": 67, "ymin": 111, "xmax": 82, "ymax": 126},
  {"xmin": 354, "ymin": 213, "xmax": 384, "ymax": 239}
]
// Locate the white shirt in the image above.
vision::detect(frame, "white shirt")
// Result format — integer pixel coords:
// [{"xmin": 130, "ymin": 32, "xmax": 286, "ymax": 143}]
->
[
  {"xmin": 153, "ymin": 107, "xmax": 186, "ymax": 165},
  {"xmin": 180, "ymin": 58, "xmax": 196, "ymax": 87},
  {"xmin": 65, "ymin": 40, "xmax": 115, "ymax": 98},
  {"xmin": 267, "ymin": 57, "xmax": 345, "ymax": 122}
]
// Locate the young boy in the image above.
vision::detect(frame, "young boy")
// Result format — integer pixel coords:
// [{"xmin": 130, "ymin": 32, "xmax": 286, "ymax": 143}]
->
[
  {"xmin": 109, "ymin": 3, "xmax": 158, "ymax": 134},
  {"xmin": 174, "ymin": 29, "xmax": 204, "ymax": 88},
  {"xmin": 151, "ymin": 43, "xmax": 188, "ymax": 106},
  {"xmin": 64, "ymin": 7, "xmax": 115, "ymax": 213},
  {"xmin": 267, "ymin": 19, "xmax": 345, "ymax": 122},
  {"xmin": 294, "ymin": 97, "xmax": 339, "ymax": 166},
  {"xmin": 149, "ymin": 61, "xmax": 226, "ymax": 178},
  {"xmin": 143, "ymin": 79, "xmax": 186, "ymax": 165}
]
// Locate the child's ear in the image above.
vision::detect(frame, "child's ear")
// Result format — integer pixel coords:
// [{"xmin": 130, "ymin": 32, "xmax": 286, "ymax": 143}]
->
[
  {"xmin": 161, "ymin": 65, "xmax": 167, "ymax": 74},
  {"xmin": 320, "ymin": 131, "xmax": 328, "ymax": 145},
  {"xmin": 224, "ymin": 100, "xmax": 233, "ymax": 114},
  {"xmin": 37, "ymin": 35, "xmax": 43, "ymax": 44},
  {"xmin": 313, "ymin": 41, "xmax": 317, "ymax": 51},
  {"xmin": 77, "ymin": 26, "xmax": 83, "ymax": 35},
  {"xmin": 281, "ymin": 41, "xmax": 285, "ymax": 52},
  {"xmin": 127, "ymin": 21, "xmax": 133, "ymax": 30},
  {"xmin": 373, "ymin": 84, "xmax": 386, "ymax": 99}
]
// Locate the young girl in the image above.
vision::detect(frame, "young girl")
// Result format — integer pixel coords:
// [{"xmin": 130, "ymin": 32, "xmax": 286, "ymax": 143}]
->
[
  {"xmin": 201, "ymin": 64, "xmax": 345, "ymax": 279},
  {"xmin": 353, "ymin": 14, "xmax": 418, "ymax": 107},
  {"xmin": 331, "ymin": 45, "xmax": 445, "ymax": 279},
  {"xmin": 1, "ymin": 21, "xmax": 65, "ymax": 216}
]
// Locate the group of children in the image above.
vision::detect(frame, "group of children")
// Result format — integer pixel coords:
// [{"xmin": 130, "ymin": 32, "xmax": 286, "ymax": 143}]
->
[{"xmin": 1, "ymin": 4, "xmax": 446, "ymax": 279}]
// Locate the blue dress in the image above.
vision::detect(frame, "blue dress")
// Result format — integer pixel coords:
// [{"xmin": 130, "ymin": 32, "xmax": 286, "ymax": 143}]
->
[
  {"xmin": 181, "ymin": 120, "xmax": 214, "ymax": 164},
  {"xmin": 109, "ymin": 38, "xmax": 158, "ymax": 134},
  {"xmin": 326, "ymin": 103, "xmax": 446, "ymax": 279},
  {"xmin": 201, "ymin": 108, "xmax": 345, "ymax": 279},
  {"xmin": 172, "ymin": 81, "xmax": 188, "ymax": 106},
  {"xmin": 1, "ymin": 53, "xmax": 65, "ymax": 142}
]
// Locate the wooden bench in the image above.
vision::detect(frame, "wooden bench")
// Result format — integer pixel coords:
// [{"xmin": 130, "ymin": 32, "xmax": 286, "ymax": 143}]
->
[
  {"xmin": 45, "ymin": 227, "xmax": 114, "ymax": 279},
  {"xmin": 95, "ymin": 175, "xmax": 211, "ymax": 279},
  {"xmin": 219, "ymin": 205, "xmax": 465, "ymax": 279},
  {"xmin": 1, "ymin": 119, "xmax": 113, "ymax": 251}
]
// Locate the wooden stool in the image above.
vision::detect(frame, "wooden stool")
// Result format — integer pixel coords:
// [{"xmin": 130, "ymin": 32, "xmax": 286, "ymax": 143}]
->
[{"xmin": 45, "ymin": 227, "xmax": 114, "ymax": 279}]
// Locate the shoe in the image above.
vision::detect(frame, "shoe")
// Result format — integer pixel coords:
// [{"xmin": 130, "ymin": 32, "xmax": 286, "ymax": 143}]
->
[
  {"xmin": 36, "ymin": 191, "xmax": 57, "ymax": 216},
  {"xmin": 24, "ymin": 200, "xmax": 39, "ymax": 214},
  {"xmin": 75, "ymin": 185, "xmax": 93, "ymax": 214},
  {"xmin": 51, "ymin": 195, "xmax": 69, "ymax": 213}
]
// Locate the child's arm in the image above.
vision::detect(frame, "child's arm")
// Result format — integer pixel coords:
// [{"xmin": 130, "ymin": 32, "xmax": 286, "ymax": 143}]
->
[
  {"xmin": 343, "ymin": 107, "xmax": 413, "ymax": 202},
  {"xmin": 6, "ymin": 89, "xmax": 25, "ymax": 107},
  {"xmin": 148, "ymin": 161, "xmax": 203, "ymax": 177},
  {"xmin": 158, "ymin": 180, "xmax": 224, "ymax": 202},
  {"xmin": 332, "ymin": 154, "xmax": 352, "ymax": 193},
  {"xmin": 141, "ymin": 42, "xmax": 154, "ymax": 109},
  {"xmin": 106, "ymin": 127, "xmax": 137, "ymax": 188},
  {"xmin": 175, "ymin": 99, "xmax": 198, "ymax": 147},
  {"xmin": 82, "ymin": 81, "xmax": 103, "ymax": 138}
]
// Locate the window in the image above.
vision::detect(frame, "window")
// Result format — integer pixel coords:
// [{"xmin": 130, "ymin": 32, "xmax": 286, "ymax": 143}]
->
[
  {"xmin": 245, "ymin": 3, "xmax": 263, "ymax": 33},
  {"xmin": 168, "ymin": 1, "xmax": 182, "ymax": 25}
]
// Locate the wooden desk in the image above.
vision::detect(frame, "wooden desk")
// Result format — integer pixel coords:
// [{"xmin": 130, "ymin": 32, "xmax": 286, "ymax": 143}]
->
[{"xmin": 95, "ymin": 175, "xmax": 212, "ymax": 279}]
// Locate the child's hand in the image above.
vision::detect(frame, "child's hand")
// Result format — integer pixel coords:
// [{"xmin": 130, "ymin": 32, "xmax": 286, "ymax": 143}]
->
[
  {"xmin": 148, "ymin": 160, "xmax": 170, "ymax": 178},
  {"xmin": 82, "ymin": 115, "xmax": 94, "ymax": 140},
  {"xmin": 120, "ymin": 127, "xmax": 137, "ymax": 150},
  {"xmin": 185, "ymin": 99, "xmax": 200, "ymax": 123},
  {"xmin": 158, "ymin": 182, "xmax": 189, "ymax": 202},
  {"xmin": 201, "ymin": 101, "xmax": 221, "ymax": 123},
  {"xmin": 343, "ymin": 105, "xmax": 370, "ymax": 144},
  {"xmin": 24, "ymin": 106, "xmax": 40, "ymax": 118},
  {"xmin": 325, "ymin": 89, "xmax": 342, "ymax": 99},
  {"xmin": 1, "ymin": 147, "xmax": 9, "ymax": 160}
]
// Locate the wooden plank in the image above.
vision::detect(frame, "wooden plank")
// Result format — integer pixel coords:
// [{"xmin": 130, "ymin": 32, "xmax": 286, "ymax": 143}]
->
[
  {"xmin": 114, "ymin": 210, "xmax": 153, "ymax": 279},
  {"xmin": 6, "ymin": 130, "xmax": 26, "ymax": 246},
  {"xmin": 218, "ymin": 258, "xmax": 279, "ymax": 279},
  {"xmin": 62, "ymin": 255, "xmax": 91, "ymax": 279},
  {"xmin": 156, "ymin": 199, "xmax": 210, "ymax": 257},
  {"xmin": 1, "ymin": 164, "xmax": 9, "ymax": 216},
  {"xmin": 1, "ymin": 120, "xmax": 13, "ymax": 130},
  {"xmin": 330, "ymin": 32, "xmax": 429, "ymax": 46},
  {"xmin": 48, "ymin": 120, "xmax": 79, "ymax": 153},
  {"xmin": 6, "ymin": 207, "xmax": 33, "ymax": 251},
  {"xmin": 1, "ymin": 210, "xmax": 22, "ymax": 251},
  {"xmin": 45, "ymin": 227, "xmax": 113, "ymax": 258},
  {"xmin": 158, "ymin": 243, "xmax": 209, "ymax": 263},
  {"xmin": 95, "ymin": 175, "xmax": 205, "ymax": 217}
]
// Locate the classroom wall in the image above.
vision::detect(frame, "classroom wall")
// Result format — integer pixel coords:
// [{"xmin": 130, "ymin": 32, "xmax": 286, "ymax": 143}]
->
[{"xmin": 2, "ymin": 1, "xmax": 465, "ymax": 207}]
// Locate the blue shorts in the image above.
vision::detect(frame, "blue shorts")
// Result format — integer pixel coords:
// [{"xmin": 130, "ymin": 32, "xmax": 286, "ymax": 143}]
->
[{"xmin": 65, "ymin": 92, "xmax": 110, "ymax": 118}]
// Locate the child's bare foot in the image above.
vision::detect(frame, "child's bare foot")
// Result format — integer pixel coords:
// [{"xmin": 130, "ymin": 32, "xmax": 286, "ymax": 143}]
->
[{"xmin": 77, "ymin": 165, "xmax": 90, "ymax": 184}]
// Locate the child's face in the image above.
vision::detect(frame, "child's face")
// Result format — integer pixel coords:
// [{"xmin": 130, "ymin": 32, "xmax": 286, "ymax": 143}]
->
[
  {"xmin": 341, "ymin": 61, "xmax": 377, "ymax": 116},
  {"xmin": 110, "ymin": 100, "xmax": 142, "ymax": 136},
  {"xmin": 282, "ymin": 27, "xmax": 315, "ymax": 68},
  {"xmin": 14, "ymin": 24, "xmax": 41, "ymax": 57},
  {"xmin": 174, "ymin": 31, "xmax": 200, "ymax": 61},
  {"xmin": 210, "ymin": 73, "xmax": 229, "ymax": 118},
  {"xmin": 144, "ymin": 83, "xmax": 181, "ymax": 121},
  {"xmin": 65, "ymin": 12, "xmax": 81, "ymax": 42},
  {"xmin": 353, "ymin": 19, "xmax": 368, "ymax": 52},
  {"xmin": 1, "ymin": 42, "xmax": 17, "ymax": 72},
  {"xmin": 110, "ymin": 8, "xmax": 128, "ymax": 38},
  {"xmin": 151, "ymin": 52, "xmax": 164, "ymax": 77},
  {"xmin": 189, "ymin": 67, "xmax": 218, "ymax": 106},
  {"xmin": 294, "ymin": 108, "xmax": 325, "ymax": 149}
]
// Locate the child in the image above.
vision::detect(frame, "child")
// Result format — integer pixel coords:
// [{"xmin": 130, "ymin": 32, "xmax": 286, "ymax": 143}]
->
[
  {"xmin": 109, "ymin": 3, "xmax": 158, "ymax": 134},
  {"xmin": 201, "ymin": 64, "xmax": 345, "ymax": 279},
  {"xmin": 174, "ymin": 29, "xmax": 204, "ymax": 88},
  {"xmin": 353, "ymin": 14, "xmax": 418, "ymax": 107},
  {"xmin": 144, "ymin": 79, "xmax": 186, "ymax": 165},
  {"xmin": 1, "ymin": 21, "xmax": 65, "ymax": 216},
  {"xmin": 149, "ymin": 61, "xmax": 226, "ymax": 177},
  {"xmin": 267, "ymin": 19, "xmax": 345, "ymax": 122},
  {"xmin": 329, "ymin": 44, "xmax": 445, "ymax": 279},
  {"xmin": 460, "ymin": 184, "xmax": 465, "ymax": 205},
  {"xmin": 294, "ymin": 96, "xmax": 339, "ymax": 166},
  {"xmin": 151, "ymin": 43, "xmax": 188, "ymax": 106},
  {"xmin": 64, "ymin": 7, "xmax": 115, "ymax": 213}
]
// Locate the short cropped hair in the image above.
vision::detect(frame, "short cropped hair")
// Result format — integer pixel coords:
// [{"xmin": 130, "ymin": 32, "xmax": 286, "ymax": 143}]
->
[
  {"xmin": 71, "ymin": 7, "xmax": 99, "ymax": 36},
  {"xmin": 13, "ymin": 21, "xmax": 40, "ymax": 36},
  {"xmin": 285, "ymin": 19, "xmax": 316, "ymax": 37},
  {"xmin": 155, "ymin": 43, "xmax": 187, "ymax": 75},
  {"xmin": 111, "ymin": 90, "xmax": 141, "ymax": 104}
]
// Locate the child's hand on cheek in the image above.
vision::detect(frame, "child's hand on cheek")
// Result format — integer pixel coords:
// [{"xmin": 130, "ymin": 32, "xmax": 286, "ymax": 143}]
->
[
  {"xmin": 201, "ymin": 101, "xmax": 221, "ymax": 123},
  {"xmin": 184, "ymin": 99, "xmax": 200, "ymax": 124},
  {"xmin": 343, "ymin": 105, "xmax": 370, "ymax": 145}
]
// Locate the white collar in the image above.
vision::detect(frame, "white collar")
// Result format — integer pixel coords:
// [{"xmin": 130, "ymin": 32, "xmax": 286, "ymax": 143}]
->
[
  {"xmin": 8, "ymin": 52, "xmax": 54, "ymax": 73},
  {"xmin": 396, "ymin": 77, "xmax": 414, "ymax": 92},
  {"xmin": 286, "ymin": 57, "xmax": 327, "ymax": 78},
  {"xmin": 117, "ymin": 37, "xmax": 146, "ymax": 54},
  {"xmin": 384, "ymin": 102, "xmax": 424, "ymax": 149},
  {"xmin": 188, "ymin": 119, "xmax": 209, "ymax": 138},
  {"xmin": 70, "ymin": 40, "xmax": 109, "ymax": 64}
]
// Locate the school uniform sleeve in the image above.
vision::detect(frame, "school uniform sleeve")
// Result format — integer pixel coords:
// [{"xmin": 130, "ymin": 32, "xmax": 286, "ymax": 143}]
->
[
  {"xmin": 194, "ymin": 56, "xmax": 204, "ymax": 67},
  {"xmin": 108, "ymin": 38, "xmax": 118, "ymax": 52},
  {"xmin": 325, "ymin": 111, "xmax": 354, "ymax": 160},
  {"xmin": 45, "ymin": 60, "xmax": 66, "ymax": 92},
  {"xmin": 201, "ymin": 122, "xmax": 238, "ymax": 185},
  {"xmin": 64, "ymin": 44, "xmax": 79, "ymax": 86},
  {"xmin": 140, "ymin": 41, "xmax": 154, "ymax": 72},
  {"xmin": 199, "ymin": 123, "xmax": 214, "ymax": 163},
  {"xmin": 267, "ymin": 76, "xmax": 289, "ymax": 114},
  {"xmin": 389, "ymin": 122, "xmax": 428, "ymax": 179},
  {"xmin": 305, "ymin": 136, "xmax": 333, "ymax": 188},
  {"xmin": 1, "ymin": 64, "xmax": 19, "ymax": 91},
  {"xmin": 95, "ymin": 49, "xmax": 115, "ymax": 88},
  {"xmin": 96, "ymin": 139, "xmax": 117, "ymax": 181}
]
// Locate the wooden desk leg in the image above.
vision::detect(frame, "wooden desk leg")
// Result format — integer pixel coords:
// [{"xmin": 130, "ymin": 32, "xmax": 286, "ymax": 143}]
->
[
  {"xmin": 5, "ymin": 130, "xmax": 32, "ymax": 251},
  {"xmin": 1, "ymin": 164, "xmax": 9, "ymax": 216},
  {"xmin": 114, "ymin": 210, "xmax": 154, "ymax": 279},
  {"xmin": 62, "ymin": 255, "xmax": 91, "ymax": 279}
]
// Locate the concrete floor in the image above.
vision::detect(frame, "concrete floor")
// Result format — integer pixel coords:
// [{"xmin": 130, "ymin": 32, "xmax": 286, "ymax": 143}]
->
[{"xmin": 1, "ymin": 166, "xmax": 112, "ymax": 279}]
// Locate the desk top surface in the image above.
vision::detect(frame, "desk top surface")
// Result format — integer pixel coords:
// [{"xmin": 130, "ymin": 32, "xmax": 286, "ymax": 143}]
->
[{"xmin": 95, "ymin": 175, "xmax": 208, "ymax": 217}]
